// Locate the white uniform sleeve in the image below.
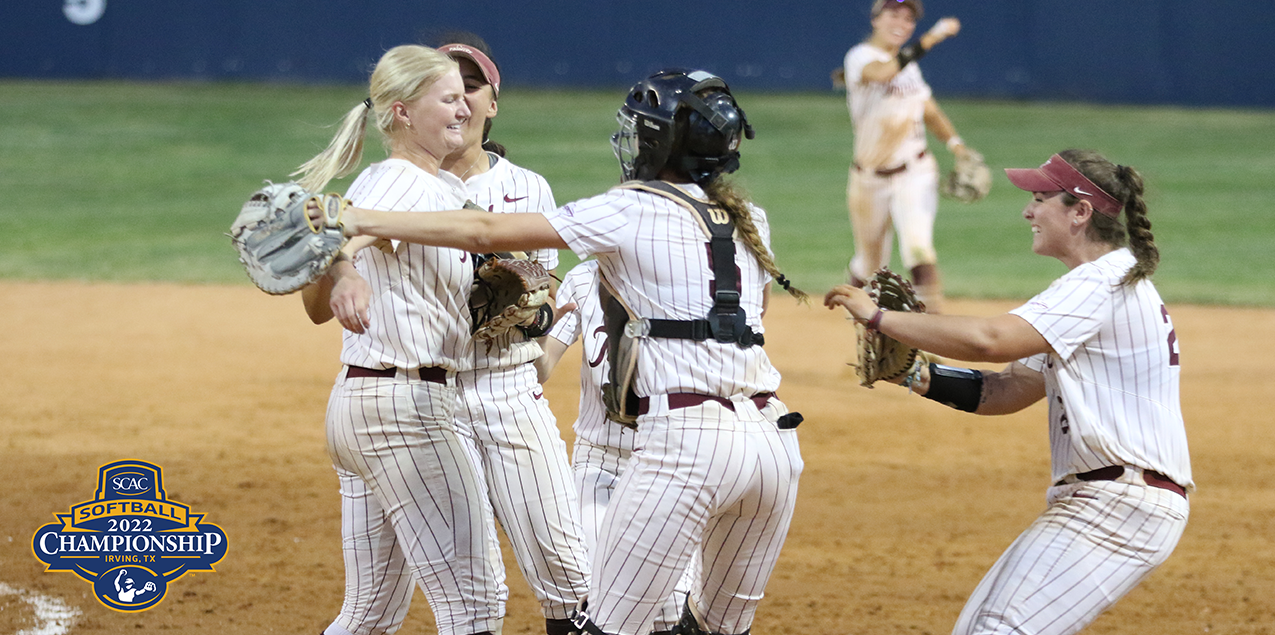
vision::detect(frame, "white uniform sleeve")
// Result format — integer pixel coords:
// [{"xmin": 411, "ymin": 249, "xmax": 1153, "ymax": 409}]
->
[
  {"xmin": 845, "ymin": 44, "xmax": 890, "ymax": 85},
  {"xmin": 544, "ymin": 190, "xmax": 635, "ymax": 259},
  {"xmin": 547, "ymin": 264, "xmax": 588, "ymax": 347},
  {"xmin": 1009, "ymin": 269, "xmax": 1110, "ymax": 361},
  {"xmin": 527, "ymin": 172, "xmax": 561, "ymax": 270}
]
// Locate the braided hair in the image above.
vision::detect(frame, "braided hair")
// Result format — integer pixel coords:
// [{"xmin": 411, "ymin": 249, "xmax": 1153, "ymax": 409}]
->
[
  {"xmin": 1057, "ymin": 149, "xmax": 1158, "ymax": 287},
  {"xmin": 702, "ymin": 178, "xmax": 808, "ymax": 302}
]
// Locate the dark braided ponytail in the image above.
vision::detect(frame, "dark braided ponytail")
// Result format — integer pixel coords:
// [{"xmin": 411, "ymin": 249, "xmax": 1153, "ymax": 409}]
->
[
  {"xmin": 703, "ymin": 178, "xmax": 808, "ymax": 303},
  {"xmin": 1057, "ymin": 149, "xmax": 1159, "ymax": 287}
]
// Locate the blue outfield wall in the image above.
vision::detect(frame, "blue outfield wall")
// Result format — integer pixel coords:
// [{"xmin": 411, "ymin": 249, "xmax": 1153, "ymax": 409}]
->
[{"xmin": 3, "ymin": 0, "xmax": 1272, "ymax": 107}]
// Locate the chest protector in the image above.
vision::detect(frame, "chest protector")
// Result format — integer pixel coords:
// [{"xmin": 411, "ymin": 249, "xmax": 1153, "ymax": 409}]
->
[{"xmin": 600, "ymin": 181, "xmax": 765, "ymax": 427}]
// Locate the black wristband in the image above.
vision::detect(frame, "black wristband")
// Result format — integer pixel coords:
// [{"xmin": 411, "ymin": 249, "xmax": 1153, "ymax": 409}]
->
[
  {"xmin": 518, "ymin": 303, "xmax": 556, "ymax": 338},
  {"xmin": 922, "ymin": 364, "xmax": 983, "ymax": 413},
  {"xmin": 896, "ymin": 42, "xmax": 928, "ymax": 68}
]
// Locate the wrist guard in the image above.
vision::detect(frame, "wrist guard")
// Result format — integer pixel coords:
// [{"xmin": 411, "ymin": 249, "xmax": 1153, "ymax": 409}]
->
[
  {"xmin": 923, "ymin": 364, "xmax": 983, "ymax": 413},
  {"xmin": 897, "ymin": 42, "xmax": 928, "ymax": 68},
  {"xmin": 518, "ymin": 303, "xmax": 556, "ymax": 338}
]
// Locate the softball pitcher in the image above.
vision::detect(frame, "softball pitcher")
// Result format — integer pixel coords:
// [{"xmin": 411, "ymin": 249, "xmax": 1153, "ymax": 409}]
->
[
  {"xmin": 842, "ymin": 0, "xmax": 969, "ymax": 312},
  {"xmin": 318, "ymin": 68, "xmax": 808, "ymax": 635},
  {"xmin": 826, "ymin": 149, "xmax": 1191, "ymax": 635}
]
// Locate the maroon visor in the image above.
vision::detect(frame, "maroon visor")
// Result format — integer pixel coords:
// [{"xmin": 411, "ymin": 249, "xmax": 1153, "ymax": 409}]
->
[
  {"xmin": 1004, "ymin": 154, "xmax": 1122, "ymax": 217},
  {"xmin": 438, "ymin": 43, "xmax": 501, "ymax": 99}
]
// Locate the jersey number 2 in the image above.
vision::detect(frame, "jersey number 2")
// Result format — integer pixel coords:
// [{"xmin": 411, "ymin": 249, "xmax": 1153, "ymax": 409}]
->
[{"xmin": 1161, "ymin": 305, "xmax": 1180, "ymax": 367}]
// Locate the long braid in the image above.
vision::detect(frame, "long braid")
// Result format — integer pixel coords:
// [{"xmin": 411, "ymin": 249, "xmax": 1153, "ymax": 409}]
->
[
  {"xmin": 703, "ymin": 179, "xmax": 809, "ymax": 302},
  {"xmin": 1115, "ymin": 164, "xmax": 1158, "ymax": 285}
]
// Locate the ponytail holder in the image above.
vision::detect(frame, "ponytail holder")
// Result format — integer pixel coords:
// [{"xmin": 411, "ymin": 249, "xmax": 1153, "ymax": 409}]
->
[
  {"xmin": 363, "ymin": 98, "xmax": 373, "ymax": 109},
  {"xmin": 776, "ymin": 274, "xmax": 792, "ymax": 290}
]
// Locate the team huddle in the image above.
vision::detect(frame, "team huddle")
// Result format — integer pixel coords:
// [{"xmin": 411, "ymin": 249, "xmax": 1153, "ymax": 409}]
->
[{"xmin": 230, "ymin": 2, "xmax": 1192, "ymax": 634}]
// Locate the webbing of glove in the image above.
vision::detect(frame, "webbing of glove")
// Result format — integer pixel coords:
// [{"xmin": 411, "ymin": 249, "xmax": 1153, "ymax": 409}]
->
[
  {"xmin": 229, "ymin": 181, "xmax": 350, "ymax": 296},
  {"xmin": 857, "ymin": 268, "xmax": 926, "ymax": 387},
  {"xmin": 471, "ymin": 258, "xmax": 553, "ymax": 343},
  {"xmin": 941, "ymin": 148, "xmax": 992, "ymax": 203}
]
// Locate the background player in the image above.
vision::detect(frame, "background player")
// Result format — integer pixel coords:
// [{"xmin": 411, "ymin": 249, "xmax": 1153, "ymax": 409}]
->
[
  {"xmin": 295, "ymin": 45, "xmax": 504, "ymax": 635},
  {"xmin": 312, "ymin": 67, "xmax": 807, "ymax": 635},
  {"xmin": 825, "ymin": 149, "xmax": 1191, "ymax": 635},
  {"xmin": 841, "ymin": 0, "xmax": 969, "ymax": 312},
  {"xmin": 306, "ymin": 35, "xmax": 591, "ymax": 635}
]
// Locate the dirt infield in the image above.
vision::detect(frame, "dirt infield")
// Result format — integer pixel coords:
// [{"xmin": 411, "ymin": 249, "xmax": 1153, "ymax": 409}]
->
[{"xmin": 1, "ymin": 281, "xmax": 1271, "ymax": 635}]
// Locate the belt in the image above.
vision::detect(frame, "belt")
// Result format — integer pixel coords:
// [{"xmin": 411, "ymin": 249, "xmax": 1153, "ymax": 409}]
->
[
  {"xmin": 637, "ymin": 392, "xmax": 774, "ymax": 416},
  {"xmin": 346, "ymin": 365, "xmax": 447, "ymax": 384},
  {"xmin": 855, "ymin": 149, "xmax": 928, "ymax": 177},
  {"xmin": 1056, "ymin": 466, "xmax": 1186, "ymax": 498}
]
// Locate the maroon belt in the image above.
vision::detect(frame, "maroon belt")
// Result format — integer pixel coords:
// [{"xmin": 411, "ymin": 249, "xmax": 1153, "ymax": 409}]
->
[
  {"xmin": 637, "ymin": 392, "xmax": 774, "ymax": 416},
  {"xmin": 855, "ymin": 149, "xmax": 928, "ymax": 177},
  {"xmin": 346, "ymin": 365, "xmax": 447, "ymax": 384},
  {"xmin": 1057, "ymin": 466, "xmax": 1185, "ymax": 498}
]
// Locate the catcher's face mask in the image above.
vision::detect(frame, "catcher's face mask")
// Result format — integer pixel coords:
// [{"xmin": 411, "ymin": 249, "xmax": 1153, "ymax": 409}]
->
[{"xmin": 611, "ymin": 110, "xmax": 641, "ymax": 181}]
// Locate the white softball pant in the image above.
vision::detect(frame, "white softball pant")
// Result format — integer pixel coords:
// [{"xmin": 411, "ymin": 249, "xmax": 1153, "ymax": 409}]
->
[
  {"xmin": 573, "ymin": 439, "xmax": 692, "ymax": 633},
  {"xmin": 846, "ymin": 152, "xmax": 940, "ymax": 282},
  {"xmin": 455, "ymin": 363, "xmax": 592, "ymax": 620},
  {"xmin": 952, "ymin": 479, "xmax": 1189, "ymax": 635},
  {"xmin": 589, "ymin": 396, "xmax": 803, "ymax": 635},
  {"xmin": 325, "ymin": 368, "xmax": 504, "ymax": 635}
]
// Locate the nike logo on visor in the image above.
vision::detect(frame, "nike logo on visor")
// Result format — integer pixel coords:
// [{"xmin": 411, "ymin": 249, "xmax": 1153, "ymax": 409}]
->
[{"xmin": 1072, "ymin": 186, "xmax": 1093, "ymax": 196}]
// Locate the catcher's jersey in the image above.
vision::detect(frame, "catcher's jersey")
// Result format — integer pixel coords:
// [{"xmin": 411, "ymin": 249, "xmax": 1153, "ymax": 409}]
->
[
  {"xmin": 461, "ymin": 152, "xmax": 560, "ymax": 370},
  {"xmin": 844, "ymin": 42, "xmax": 932, "ymax": 170},
  {"xmin": 1009, "ymin": 248, "xmax": 1193, "ymax": 491},
  {"xmin": 339, "ymin": 158, "xmax": 474, "ymax": 372},
  {"xmin": 544, "ymin": 183, "xmax": 781, "ymax": 402},
  {"xmin": 548, "ymin": 260, "xmax": 636, "ymax": 451}
]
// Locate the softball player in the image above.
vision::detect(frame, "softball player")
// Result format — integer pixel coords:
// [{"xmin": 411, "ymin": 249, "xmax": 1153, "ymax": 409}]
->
[
  {"xmin": 321, "ymin": 68, "xmax": 807, "ymax": 635},
  {"xmin": 308, "ymin": 37, "xmax": 591, "ymax": 635},
  {"xmin": 295, "ymin": 45, "xmax": 504, "ymax": 635},
  {"xmin": 842, "ymin": 0, "xmax": 968, "ymax": 311},
  {"xmin": 537, "ymin": 260, "xmax": 691, "ymax": 634},
  {"xmin": 826, "ymin": 149, "xmax": 1192, "ymax": 635}
]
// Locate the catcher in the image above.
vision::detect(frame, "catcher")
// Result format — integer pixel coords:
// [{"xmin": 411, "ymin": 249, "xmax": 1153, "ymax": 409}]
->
[{"xmin": 840, "ymin": 0, "xmax": 990, "ymax": 314}]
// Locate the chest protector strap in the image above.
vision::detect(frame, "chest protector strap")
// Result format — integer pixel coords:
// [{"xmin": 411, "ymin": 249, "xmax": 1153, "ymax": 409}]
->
[{"xmin": 617, "ymin": 180, "xmax": 764, "ymax": 348}]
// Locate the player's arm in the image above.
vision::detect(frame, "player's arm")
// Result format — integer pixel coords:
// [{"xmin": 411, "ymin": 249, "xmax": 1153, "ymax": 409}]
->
[
  {"xmin": 336, "ymin": 205, "xmax": 569, "ymax": 253},
  {"xmin": 904, "ymin": 360, "xmax": 1045, "ymax": 415},
  {"xmin": 861, "ymin": 17, "xmax": 961, "ymax": 83},
  {"xmin": 301, "ymin": 236, "xmax": 378, "ymax": 331},
  {"xmin": 922, "ymin": 98, "xmax": 970, "ymax": 158},
  {"xmin": 825, "ymin": 284, "xmax": 1052, "ymax": 363},
  {"xmin": 535, "ymin": 335, "xmax": 572, "ymax": 384}
]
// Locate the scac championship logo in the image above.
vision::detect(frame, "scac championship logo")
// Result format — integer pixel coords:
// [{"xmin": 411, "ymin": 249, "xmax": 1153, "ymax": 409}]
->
[{"xmin": 31, "ymin": 460, "xmax": 228, "ymax": 612}]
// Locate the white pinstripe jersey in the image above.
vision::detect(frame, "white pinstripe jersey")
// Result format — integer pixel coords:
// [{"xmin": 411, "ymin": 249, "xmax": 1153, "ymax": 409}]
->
[
  {"xmin": 1010, "ymin": 248, "xmax": 1193, "ymax": 491},
  {"xmin": 544, "ymin": 183, "xmax": 782, "ymax": 399},
  {"xmin": 844, "ymin": 42, "xmax": 932, "ymax": 170},
  {"xmin": 338, "ymin": 159, "xmax": 474, "ymax": 372},
  {"xmin": 548, "ymin": 260, "xmax": 635, "ymax": 451},
  {"xmin": 460, "ymin": 153, "xmax": 561, "ymax": 370}
]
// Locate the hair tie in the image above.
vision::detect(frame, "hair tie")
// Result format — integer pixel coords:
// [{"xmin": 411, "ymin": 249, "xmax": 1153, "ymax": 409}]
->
[
  {"xmin": 363, "ymin": 98, "xmax": 373, "ymax": 109},
  {"xmin": 776, "ymin": 274, "xmax": 792, "ymax": 290}
]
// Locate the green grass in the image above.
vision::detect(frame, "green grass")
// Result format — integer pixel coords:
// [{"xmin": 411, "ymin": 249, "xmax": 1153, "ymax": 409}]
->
[{"xmin": 2, "ymin": 80, "xmax": 1273, "ymax": 305}]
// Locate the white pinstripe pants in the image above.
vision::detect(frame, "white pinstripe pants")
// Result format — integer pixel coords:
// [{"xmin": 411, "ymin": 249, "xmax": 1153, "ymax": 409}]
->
[
  {"xmin": 952, "ymin": 480, "xmax": 1189, "ymax": 635},
  {"xmin": 589, "ymin": 397, "xmax": 803, "ymax": 635},
  {"xmin": 325, "ymin": 370, "xmax": 504, "ymax": 635},
  {"xmin": 573, "ymin": 440, "xmax": 694, "ymax": 632},
  {"xmin": 454, "ymin": 363, "xmax": 592, "ymax": 620}
]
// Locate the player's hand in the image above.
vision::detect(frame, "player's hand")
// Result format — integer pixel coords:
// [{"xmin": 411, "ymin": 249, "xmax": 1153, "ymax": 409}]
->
[
  {"xmin": 824, "ymin": 284, "xmax": 878, "ymax": 322},
  {"xmin": 308, "ymin": 198, "xmax": 363, "ymax": 237},
  {"xmin": 329, "ymin": 260, "xmax": 372, "ymax": 333},
  {"xmin": 922, "ymin": 17, "xmax": 961, "ymax": 47}
]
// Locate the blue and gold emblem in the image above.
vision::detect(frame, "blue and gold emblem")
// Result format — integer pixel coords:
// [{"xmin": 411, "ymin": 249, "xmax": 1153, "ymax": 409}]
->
[{"xmin": 31, "ymin": 459, "xmax": 228, "ymax": 612}]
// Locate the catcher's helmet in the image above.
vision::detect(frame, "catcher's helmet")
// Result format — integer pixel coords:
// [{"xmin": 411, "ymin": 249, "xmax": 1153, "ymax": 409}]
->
[{"xmin": 611, "ymin": 69, "xmax": 754, "ymax": 185}]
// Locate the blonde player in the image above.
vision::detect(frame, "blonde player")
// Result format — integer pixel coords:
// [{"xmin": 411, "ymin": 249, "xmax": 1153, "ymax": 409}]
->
[
  {"xmin": 826, "ymin": 149, "xmax": 1191, "ymax": 635},
  {"xmin": 295, "ymin": 45, "xmax": 504, "ymax": 635},
  {"xmin": 313, "ymin": 68, "xmax": 807, "ymax": 635},
  {"xmin": 308, "ymin": 35, "xmax": 591, "ymax": 635},
  {"xmin": 842, "ymin": 0, "xmax": 969, "ymax": 311}
]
